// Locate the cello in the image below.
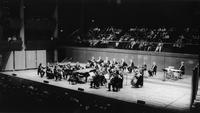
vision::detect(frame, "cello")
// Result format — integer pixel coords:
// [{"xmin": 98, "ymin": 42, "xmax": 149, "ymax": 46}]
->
[{"xmin": 131, "ymin": 69, "xmax": 142, "ymax": 87}]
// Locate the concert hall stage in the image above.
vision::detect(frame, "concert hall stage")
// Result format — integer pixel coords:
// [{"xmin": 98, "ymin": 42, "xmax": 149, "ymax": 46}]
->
[{"xmin": 1, "ymin": 69, "xmax": 193, "ymax": 112}]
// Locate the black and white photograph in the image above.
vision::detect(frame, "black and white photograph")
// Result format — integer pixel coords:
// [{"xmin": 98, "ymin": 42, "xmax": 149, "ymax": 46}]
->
[{"xmin": 0, "ymin": 0, "xmax": 199, "ymax": 113}]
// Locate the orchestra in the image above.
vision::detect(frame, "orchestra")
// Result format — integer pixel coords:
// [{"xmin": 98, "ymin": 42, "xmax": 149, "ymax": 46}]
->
[{"xmin": 38, "ymin": 56, "xmax": 190, "ymax": 92}]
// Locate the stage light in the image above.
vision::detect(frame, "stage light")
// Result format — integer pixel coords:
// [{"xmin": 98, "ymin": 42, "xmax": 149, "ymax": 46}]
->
[
  {"xmin": 137, "ymin": 100, "xmax": 145, "ymax": 105},
  {"xmin": 12, "ymin": 73, "xmax": 17, "ymax": 76},
  {"xmin": 43, "ymin": 80, "xmax": 49, "ymax": 84},
  {"xmin": 78, "ymin": 88, "xmax": 84, "ymax": 91}
]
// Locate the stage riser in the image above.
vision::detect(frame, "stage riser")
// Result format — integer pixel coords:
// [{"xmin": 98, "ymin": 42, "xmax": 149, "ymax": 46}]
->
[
  {"xmin": 59, "ymin": 47, "xmax": 199, "ymax": 75},
  {"xmin": 0, "ymin": 50, "xmax": 46, "ymax": 71}
]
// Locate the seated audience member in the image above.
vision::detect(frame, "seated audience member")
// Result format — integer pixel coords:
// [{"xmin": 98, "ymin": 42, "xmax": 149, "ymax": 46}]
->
[
  {"xmin": 38, "ymin": 63, "xmax": 45, "ymax": 78},
  {"xmin": 148, "ymin": 62, "xmax": 157, "ymax": 77},
  {"xmin": 179, "ymin": 61, "xmax": 185, "ymax": 79}
]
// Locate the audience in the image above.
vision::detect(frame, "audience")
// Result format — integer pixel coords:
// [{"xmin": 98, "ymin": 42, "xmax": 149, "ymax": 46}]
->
[{"xmin": 71, "ymin": 26, "xmax": 199, "ymax": 54}]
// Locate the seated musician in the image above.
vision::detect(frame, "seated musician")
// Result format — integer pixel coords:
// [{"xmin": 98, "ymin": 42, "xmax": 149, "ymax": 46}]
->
[
  {"xmin": 179, "ymin": 61, "xmax": 185, "ymax": 79},
  {"xmin": 120, "ymin": 58, "xmax": 128, "ymax": 71},
  {"xmin": 148, "ymin": 62, "xmax": 157, "ymax": 77},
  {"xmin": 128, "ymin": 59, "xmax": 136, "ymax": 73},
  {"xmin": 54, "ymin": 65, "xmax": 62, "ymax": 81},
  {"xmin": 108, "ymin": 69, "xmax": 122, "ymax": 92},
  {"xmin": 131, "ymin": 68, "xmax": 143, "ymax": 88},
  {"xmin": 102, "ymin": 57, "xmax": 110, "ymax": 73},
  {"xmin": 46, "ymin": 63, "xmax": 54, "ymax": 79},
  {"xmin": 85, "ymin": 62, "xmax": 91, "ymax": 68},
  {"xmin": 74, "ymin": 62, "xmax": 82, "ymax": 70},
  {"xmin": 118, "ymin": 69, "xmax": 124, "ymax": 89},
  {"xmin": 88, "ymin": 56, "xmax": 96, "ymax": 67},
  {"xmin": 90, "ymin": 70, "xmax": 100, "ymax": 88},
  {"xmin": 62, "ymin": 65, "xmax": 69, "ymax": 79},
  {"xmin": 37, "ymin": 63, "xmax": 45, "ymax": 78},
  {"xmin": 112, "ymin": 58, "xmax": 118, "ymax": 65},
  {"xmin": 96, "ymin": 56, "xmax": 104, "ymax": 65}
]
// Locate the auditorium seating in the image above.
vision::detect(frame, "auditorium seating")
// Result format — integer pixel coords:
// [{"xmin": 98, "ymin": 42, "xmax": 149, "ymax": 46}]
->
[
  {"xmin": 66, "ymin": 26, "xmax": 199, "ymax": 54},
  {"xmin": 0, "ymin": 73, "xmax": 175, "ymax": 113}
]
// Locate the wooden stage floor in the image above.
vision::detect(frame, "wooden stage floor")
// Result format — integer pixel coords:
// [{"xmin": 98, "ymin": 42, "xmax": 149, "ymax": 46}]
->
[{"xmin": 1, "ymin": 70, "xmax": 194, "ymax": 112}]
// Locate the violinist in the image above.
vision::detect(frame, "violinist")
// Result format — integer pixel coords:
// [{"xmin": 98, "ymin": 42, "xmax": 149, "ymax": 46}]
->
[
  {"xmin": 178, "ymin": 61, "xmax": 185, "ymax": 79},
  {"xmin": 96, "ymin": 56, "xmax": 104, "ymax": 65},
  {"xmin": 46, "ymin": 63, "xmax": 54, "ymax": 79},
  {"xmin": 128, "ymin": 59, "xmax": 135, "ymax": 73},
  {"xmin": 120, "ymin": 58, "xmax": 128, "ymax": 71},
  {"xmin": 102, "ymin": 57, "xmax": 110, "ymax": 73},
  {"xmin": 148, "ymin": 62, "xmax": 157, "ymax": 77},
  {"xmin": 88, "ymin": 56, "xmax": 96, "ymax": 67},
  {"xmin": 90, "ymin": 70, "xmax": 100, "ymax": 88}
]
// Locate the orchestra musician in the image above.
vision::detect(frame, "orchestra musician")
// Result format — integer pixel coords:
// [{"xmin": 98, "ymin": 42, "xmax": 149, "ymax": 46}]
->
[
  {"xmin": 102, "ymin": 57, "xmax": 110, "ymax": 73},
  {"xmin": 148, "ymin": 62, "xmax": 157, "ymax": 77},
  {"xmin": 46, "ymin": 63, "xmax": 54, "ymax": 79},
  {"xmin": 120, "ymin": 58, "xmax": 128, "ymax": 71},
  {"xmin": 131, "ymin": 68, "xmax": 143, "ymax": 88},
  {"xmin": 112, "ymin": 58, "xmax": 118, "ymax": 65},
  {"xmin": 54, "ymin": 65, "xmax": 62, "ymax": 81},
  {"xmin": 88, "ymin": 56, "xmax": 96, "ymax": 67},
  {"xmin": 127, "ymin": 59, "xmax": 136, "ymax": 73},
  {"xmin": 96, "ymin": 56, "xmax": 104, "ymax": 65},
  {"xmin": 90, "ymin": 70, "xmax": 100, "ymax": 88},
  {"xmin": 179, "ymin": 61, "xmax": 185, "ymax": 79},
  {"xmin": 108, "ymin": 68, "xmax": 122, "ymax": 92},
  {"xmin": 37, "ymin": 63, "xmax": 45, "ymax": 78}
]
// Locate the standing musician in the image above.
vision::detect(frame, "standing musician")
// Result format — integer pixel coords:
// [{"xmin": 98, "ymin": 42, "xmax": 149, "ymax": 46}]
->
[
  {"xmin": 179, "ymin": 61, "xmax": 185, "ymax": 79},
  {"xmin": 128, "ymin": 59, "xmax": 136, "ymax": 73},
  {"xmin": 148, "ymin": 62, "xmax": 157, "ymax": 77},
  {"xmin": 38, "ymin": 63, "xmax": 45, "ymax": 78}
]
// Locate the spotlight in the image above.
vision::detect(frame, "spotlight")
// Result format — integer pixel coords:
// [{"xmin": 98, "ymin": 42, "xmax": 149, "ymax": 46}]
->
[
  {"xmin": 43, "ymin": 80, "xmax": 49, "ymax": 84},
  {"xmin": 12, "ymin": 73, "xmax": 17, "ymax": 77},
  {"xmin": 78, "ymin": 88, "xmax": 84, "ymax": 91},
  {"xmin": 137, "ymin": 100, "xmax": 145, "ymax": 105}
]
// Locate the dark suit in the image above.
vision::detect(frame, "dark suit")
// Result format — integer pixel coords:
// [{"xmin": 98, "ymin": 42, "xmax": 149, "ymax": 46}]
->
[
  {"xmin": 179, "ymin": 65, "xmax": 185, "ymax": 78},
  {"xmin": 148, "ymin": 65, "xmax": 157, "ymax": 76}
]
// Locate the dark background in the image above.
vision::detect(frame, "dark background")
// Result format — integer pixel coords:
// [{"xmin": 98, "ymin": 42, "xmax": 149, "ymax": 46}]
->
[{"xmin": 0, "ymin": 0, "xmax": 200, "ymax": 40}]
